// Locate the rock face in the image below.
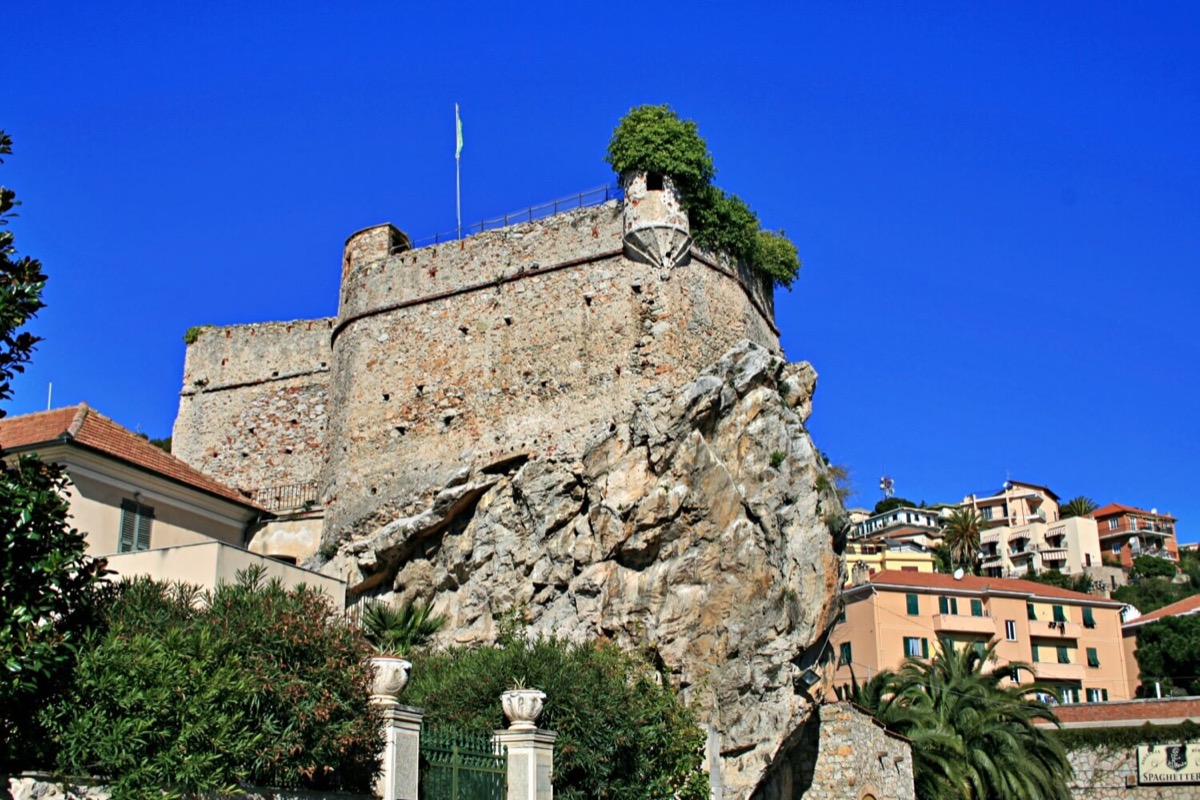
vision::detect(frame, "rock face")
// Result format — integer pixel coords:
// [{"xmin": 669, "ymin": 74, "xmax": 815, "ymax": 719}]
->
[{"xmin": 323, "ymin": 341, "xmax": 845, "ymax": 798}]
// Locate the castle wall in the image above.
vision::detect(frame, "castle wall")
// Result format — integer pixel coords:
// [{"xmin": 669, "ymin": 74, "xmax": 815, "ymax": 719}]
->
[
  {"xmin": 323, "ymin": 203, "xmax": 780, "ymax": 538},
  {"xmin": 173, "ymin": 319, "xmax": 333, "ymax": 496}
]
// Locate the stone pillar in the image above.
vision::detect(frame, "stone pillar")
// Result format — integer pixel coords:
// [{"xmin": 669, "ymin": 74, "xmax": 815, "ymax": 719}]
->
[
  {"xmin": 371, "ymin": 656, "xmax": 421, "ymax": 800},
  {"xmin": 494, "ymin": 688, "xmax": 555, "ymax": 800},
  {"xmin": 493, "ymin": 728, "xmax": 556, "ymax": 800}
]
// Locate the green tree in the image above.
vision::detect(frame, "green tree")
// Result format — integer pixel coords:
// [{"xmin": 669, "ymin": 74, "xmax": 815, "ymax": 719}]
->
[
  {"xmin": 1131, "ymin": 555, "xmax": 1177, "ymax": 580},
  {"xmin": 360, "ymin": 598, "xmax": 446, "ymax": 656},
  {"xmin": 1112, "ymin": 578, "xmax": 1193, "ymax": 614},
  {"xmin": 405, "ymin": 627, "xmax": 709, "ymax": 800},
  {"xmin": 49, "ymin": 571, "xmax": 382, "ymax": 797},
  {"xmin": 856, "ymin": 639, "xmax": 1071, "ymax": 799},
  {"xmin": 1024, "ymin": 569, "xmax": 1094, "ymax": 594},
  {"xmin": 1059, "ymin": 496, "xmax": 1098, "ymax": 519},
  {"xmin": 0, "ymin": 130, "xmax": 113, "ymax": 771},
  {"xmin": 1134, "ymin": 615, "xmax": 1200, "ymax": 697},
  {"xmin": 874, "ymin": 496, "xmax": 920, "ymax": 515},
  {"xmin": 605, "ymin": 104, "xmax": 715, "ymax": 200},
  {"xmin": 941, "ymin": 507, "xmax": 985, "ymax": 574}
]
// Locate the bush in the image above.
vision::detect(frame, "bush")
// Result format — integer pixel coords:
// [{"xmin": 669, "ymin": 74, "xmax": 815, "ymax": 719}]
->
[
  {"xmin": 47, "ymin": 570, "xmax": 381, "ymax": 797},
  {"xmin": 605, "ymin": 104, "xmax": 715, "ymax": 200},
  {"xmin": 752, "ymin": 230, "xmax": 802, "ymax": 289},
  {"xmin": 1132, "ymin": 555, "xmax": 1177, "ymax": 580},
  {"xmin": 404, "ymin": 627, "xmax": 709, "ymax": 800}
]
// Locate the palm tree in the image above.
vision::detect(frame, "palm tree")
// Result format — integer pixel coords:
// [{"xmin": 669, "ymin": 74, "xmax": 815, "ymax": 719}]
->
[
  {"xmin": 361, "ymin": 599, "xmax": 446, "ymax": 657},
  {"xmin": 942, "ymin": 507, "xmax": 985, "ymax": 573},
  {"xmin": 855, "ymin": 639, "xmax": 1072, "ymax": 799},
  {"xmin": 1059, "ymin": 496, "xmax": 1098, "ymax": 519}
]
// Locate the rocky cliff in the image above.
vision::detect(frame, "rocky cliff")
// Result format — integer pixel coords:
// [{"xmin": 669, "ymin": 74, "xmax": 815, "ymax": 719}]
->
[{"xmin": 321, "ymin": 341, "xmax": 846, "ymax": 798}]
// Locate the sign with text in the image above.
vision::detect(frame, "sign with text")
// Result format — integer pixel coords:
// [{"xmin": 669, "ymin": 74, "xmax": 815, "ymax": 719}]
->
[{"xmin": 1138, "ymin": 742, "xmax": 1200, "ymax": 785}]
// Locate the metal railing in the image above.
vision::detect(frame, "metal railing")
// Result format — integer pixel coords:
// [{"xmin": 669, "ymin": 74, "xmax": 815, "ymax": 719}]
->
[
  {"xmin": 250, "ymin": 482, "xmax": 320, "ymax": 512},
  {"xmin": 405, "ymin": 184, "xmax": 623, "ymax": 250}
]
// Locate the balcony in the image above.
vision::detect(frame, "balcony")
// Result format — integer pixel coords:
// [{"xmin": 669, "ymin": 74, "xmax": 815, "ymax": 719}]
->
[
  {"xmin": 1037, "ymin": 546, "xmax": 1069, "ymax": 562},
  {"xmin": 933, "ymin": 614, "xmax": 998, "ymax": 636},
  {"xmin": 1032, "ymin": 619, "xmax": 1082, "ymax": 639},
  {"xmin": 1032, "ymin": 661, "xmax": 1084, "ymax": 682}
]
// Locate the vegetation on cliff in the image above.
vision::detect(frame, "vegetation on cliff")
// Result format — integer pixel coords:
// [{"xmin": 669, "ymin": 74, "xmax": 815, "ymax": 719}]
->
[
  {"xmin": 605, "ymin": 104, "xmax": 802, "ymax": 287},
  {"xmin": 405, "ymin": 618, "xmax": 710, "ymax": 800}
]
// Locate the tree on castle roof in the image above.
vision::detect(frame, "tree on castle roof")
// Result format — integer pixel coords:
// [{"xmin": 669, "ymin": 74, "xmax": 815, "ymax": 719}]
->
[
  {"xmin": 604, "ymin": 104, "xmax": 715, "ymax": 199},
  {"xmin": 606, "ymin": 105, "xmax": 801, "ymax": 288}
]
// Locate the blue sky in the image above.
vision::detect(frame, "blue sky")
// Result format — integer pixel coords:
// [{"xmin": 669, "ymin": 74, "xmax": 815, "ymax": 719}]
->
[{"xmin": 5, "ymin": 2, "xmax": 1198, "ymax": 540}]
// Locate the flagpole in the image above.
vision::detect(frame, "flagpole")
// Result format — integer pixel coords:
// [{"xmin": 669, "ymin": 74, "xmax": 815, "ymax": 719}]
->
[{"xmin": 455, "ymin": 103, "xmax": 462, "ymax": 240}]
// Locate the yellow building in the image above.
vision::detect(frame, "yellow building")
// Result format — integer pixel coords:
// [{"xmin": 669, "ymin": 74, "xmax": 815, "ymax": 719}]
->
[
  {"xmin": 843, "ymin": 541, "xmax": 936, "ymax": 586},
  {"xmin": 831, "ymin": 570, "xmax": 1131, "ymax": 703}
]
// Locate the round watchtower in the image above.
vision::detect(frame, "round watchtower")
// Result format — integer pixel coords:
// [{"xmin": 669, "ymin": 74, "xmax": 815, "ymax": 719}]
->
[{"xmin": 621, "ymin": 171, "xmax": 691, "ymax": 273}]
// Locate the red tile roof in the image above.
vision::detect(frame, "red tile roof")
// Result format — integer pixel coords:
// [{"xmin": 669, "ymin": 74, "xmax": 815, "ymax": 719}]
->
[
  {"xmin": 0, "ymin": 404, "xmax": 260, "ymax": 510},
  {"xmin": 851, "ymin": 569, "xmax": 1122, "ymax": 606},
  {"xmin": 1123, "ymin": 594, "xmax": 1200, "ymax": 631},
  {"xmin": 1045, "ymin": 697, "xmax": 1200, "ymax": 727},
  {"xmin": 1090, "ymin": 502, "xmax": 1177, "ymax": 521}
]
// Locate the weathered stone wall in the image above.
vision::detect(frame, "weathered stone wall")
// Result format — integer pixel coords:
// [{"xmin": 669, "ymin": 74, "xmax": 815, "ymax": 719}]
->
[
  {"xmin": 324, "ymin": 202, "xmax": 779, "ymax": 539},
  {"xmin": 751, "ymin": 703, "xmax": 914, "ymax": 800},
  {"xmin": 173, "ymin": 319, "xmax": 334, "ymax": 495},
  {"xmin": 1067, "ymin": 745, "xmax": 1200, "ymax": 799}
]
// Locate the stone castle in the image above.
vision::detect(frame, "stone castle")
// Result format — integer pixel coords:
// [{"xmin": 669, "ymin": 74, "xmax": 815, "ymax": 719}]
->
[{"xmin": 174, "ymin": 173, "xmax": 781, "ymax": 548}]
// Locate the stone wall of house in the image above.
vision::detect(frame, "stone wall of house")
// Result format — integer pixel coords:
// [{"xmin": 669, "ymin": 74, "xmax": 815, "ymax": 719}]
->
[
  {"xmin": 1067, "ymin": 745, "xmax": 1200, "ymax": 799},
  {"xmin": 751, "ymin": 703, "xmax": 914, "ymax": 800},
  {"xmin": 172, "ymin": 319, "xmax": 334, "ymax": 497},
  {"xmin": 323, "ymin": 200, "xmax": 779, "ymax": 539}
]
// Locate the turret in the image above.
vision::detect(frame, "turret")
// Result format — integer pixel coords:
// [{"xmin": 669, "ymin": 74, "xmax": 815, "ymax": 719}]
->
[{"xmin": 621, "ymin": 171, "xmax": 691, "ymax": 274}]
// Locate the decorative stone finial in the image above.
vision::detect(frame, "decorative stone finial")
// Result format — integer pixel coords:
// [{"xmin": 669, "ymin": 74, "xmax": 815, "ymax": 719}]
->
[
  {"xmin": 500, "ymin": 688, "xmax": 547, "ymax": 730},
  {"xmin": 370, "ymin": 655, "xmax": 412, "ymax": 704}
]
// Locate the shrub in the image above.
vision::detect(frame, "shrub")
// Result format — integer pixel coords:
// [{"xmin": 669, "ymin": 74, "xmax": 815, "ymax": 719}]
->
[
  {"xmin": 405, "ymin": 628, "xmax": 709, "ymax": 800},
  {"xmin": 1132, "ymin": 555, "xmax": 1177, "ymax": 580},
  {"xmin": 752, "ymin": 230, "xmax": 802, "ymax": 289},
  {"xmin": 605, "ymin": 104, "xmax": 715, "ymax": 200},
  {"xmin": 770, "ymin": 450, "xmax": 786, "ymax": 468},
  {"xmin": 48, "ymin": 570, "xmax": 381, "ymax": 797}
]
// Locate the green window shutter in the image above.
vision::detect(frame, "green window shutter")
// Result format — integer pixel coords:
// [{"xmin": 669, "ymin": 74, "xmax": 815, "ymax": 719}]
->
[
  {"xmin": 950, "ymin": 597, "xmax": 959, "ymax": 615},
  {"xmin": 1082, "ymin": 607, "xmax": 1096, "ymax": 628},
  {"xmin": 1031, "ymin": 645, "xmax": 1040, "ymax": 663},
  {"xmin": 837, "ymin": 607, "xmax": 846, "ymax": 623},
  {"xmin": 1027, "ymin": 603, "xmax": 1037, "ymax": 621},
  {"xmin": 1053, "ymin": 605, "xmax": 1066, "ymax": 623},
  {"xmin": 939, "ymin": 596, "xmax": 948, "ymax": 614},
  {"xmin": 906, "ymin": 594, "xmax": 919, "ymax": 615},
  {"xmin": 839, "ymin": 642, "xmax": 852, "ymax": 666},
  {"xmin": 970, "ymin": 599, "xmax": 983, "ymax": 617},
  {"xmin": 1102, "ymin": 689, "xmax": 1109, "ymax": 701},
  {"xmin": 136, "ymin": 505, "xmax": 153, "ymax": 551},
  {"xmin": 973, "ymin": 641, "xmax": 985, "ymax": 657},
  {"xmin": 1057, "ymin": 646, "xmax": 1070, "ymax": 664},
  {"xmin": 1087, "ymin": 647, "xmax": 1099, "ymax": 668},
  {"xmin": 921, "ymin": 638, "xmax": 929, "ymax": 659},
  {"xmin": 119, "ymin": 500, "xmax": 137, "ymax": 553}
]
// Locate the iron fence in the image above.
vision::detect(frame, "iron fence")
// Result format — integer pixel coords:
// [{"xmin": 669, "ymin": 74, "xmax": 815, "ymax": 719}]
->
[
  {"xmin": 249, "ymin": 482, "xmax": 320, "ymax": 512},
  {"xmin": 404, "ymin": 184, "xmax": 623, "ymax": 250},
  {"xmin": 419, "ymin": 728, "xmax": 507, "ymax": 800}
]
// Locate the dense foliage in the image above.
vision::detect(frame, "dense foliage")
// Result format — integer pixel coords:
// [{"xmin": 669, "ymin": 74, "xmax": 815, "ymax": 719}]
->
[
  {"xmin": 1058, "ymin": 496, "xmax": 1098, "ymax": 519},
  {"xmin": 48, "ymin": 571, "xmax": 382, "ymax": 797},
  {"xmin": 0, "ymin": 129, "xmax": 114, "ymax": 771},
  {"xmin": 1024, "ymin": 568, "xmax": 1094, "ymax": 594},
  {"xmin": 853, "ymin": 639, "xmax": 1071, "ymax": 799},
  {"xmin": 1113, "ymin": 574, "xmax": 1196, "ymax": 613},
  {"xmin": 874, "ymin": 496, "xmax": 922, "ymax": 515},
  {"xmin": 1053, "ymin": 720, "xmax": 1200, "ymax": 752},
  {"xmin": 605, "ymin": 105, "xmax": 801, "ymax": 287},
  {"xmin": 404, "ymin": 625, "xmax": 709, "ymax": 800},
  {"xmin": 941, "ymin": 507, "xmax": 985, "ymax": 574},
  {"xmin": 1131, "ymin": 555, "xmax": 1177, "ymax": 579},
  {"xmin": 1133, "ymin": 615, "xmax": 1200, "ymax": 697},
  {"xmin": 360, "ymin": 598, "xmax": 445, "ymax": 656}
]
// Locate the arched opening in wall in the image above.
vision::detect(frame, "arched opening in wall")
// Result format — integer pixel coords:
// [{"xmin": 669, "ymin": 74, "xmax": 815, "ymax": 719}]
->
[{"xmin": 646, "ymin": 172, "xmax": 664, "ymax": 191}]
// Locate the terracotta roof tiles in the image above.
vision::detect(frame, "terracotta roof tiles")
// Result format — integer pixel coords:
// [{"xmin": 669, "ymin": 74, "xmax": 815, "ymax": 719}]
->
[
  {"xmin": 0, "ymin": 404, "xmax": 260, "ymax": 510},
  {"xmin": 853, "ymin": 569, "xmax": 1122, "ymax": 605},
  {"xmin": 1123, "ymin": 594, "xmax": 1200, "ymax": 631}
]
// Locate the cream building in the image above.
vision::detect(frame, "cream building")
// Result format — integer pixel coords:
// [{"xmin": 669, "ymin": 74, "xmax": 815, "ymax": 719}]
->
[
  {"xmin": 964, "ymin": 481, "xmax": 1101, "ymax": 576},
  {"xmin": 831, "ymin": 570, "xmax": 1131, "ymax": 704},
  {"xmin": 0, "ymin": 404, "xmax": 344, "ymax": 603}
]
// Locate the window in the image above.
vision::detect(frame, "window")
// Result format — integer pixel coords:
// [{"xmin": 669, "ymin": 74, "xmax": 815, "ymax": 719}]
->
[
  {"xmin": 1086, "ymin": 688, "xmax": 1103, "ymax": 703},
  {"xmin": 1082, "ymin": 607, "xmax": 1096, "ymax": 629},
  {"xmin": 1111, "ymin": 541, "xmax": 1121, "ymax": 554},
  {"xmin": 970, "ymin": 599, "xmax": 983, "ymax": 617},
  {"xmin": 1009, "ymin": 667, "xmax": 1021, "ymax": 684},
  {"xmin": 906, "ymin": 593, "xmax": 920, "ymax": 615},
  {"xmin": 904, "ymin": 637, "xmax": 929, "ymax": 658},
  {"xmin": 939, "ymin": 596, "xmax": 948, "ymax": 614},
  {"xmin": 1061, "ymin": 688, "xmax": 1078, "ymax": 704},
  {"xmin": 972, "ymin": 641, "xmax": 986, "ymax": 658},
  {"xmin": 1027, "ymin": 603, "xmax": 1037, "ymax": 621},
  {"xmin": 645, "ymin": 172, "xmax": 664, "ymax": 191},
  {"xmin": 1103, "ymin": 688, "xmax": 1109, "ymax": 701},
  {"xmin": 1057, "ymin": 646, "xmax": 1070, "ymax": 664},
  {"xmin": 837, "ymin": 606, "xmax": 847, "ymax": 624},
  {"xmin": 1005, "ymin": 620, "xmax": 1017, "ymax": 641},
  {"xmin": 1031, "ymin": 644, "xmax": 1040, "ymax": 663},
  {"xmin": 1108, "ymin": 518, "xmax": 1119, "ymax": 531},
  {"xmin": 118, "ymin": 499, "xmax": 154, "ymax": 553},
  {"xmin": 981, "ymin": 506, "xmax": 994, "ymax": 520},
  {"xmin": 1052, "ymin": 605, "xmax": 1067, "ymax": 623},
  {"xmin": 1086, "ymin": 647, "xmax": 1100, "ymax": 668},
  {"xmin": 839, "ymin": 642, "xmax": 852, "ymax": 667},
  {"xmin": 1085, "ymin": 553, "xmax": 1093, "ymax": 567}
]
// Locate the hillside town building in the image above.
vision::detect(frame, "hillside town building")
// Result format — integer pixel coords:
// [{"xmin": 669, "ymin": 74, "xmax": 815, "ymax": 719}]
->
[{"xmin": 1090, "ymin": 502, "xmax": 1180, "ymax": 567}]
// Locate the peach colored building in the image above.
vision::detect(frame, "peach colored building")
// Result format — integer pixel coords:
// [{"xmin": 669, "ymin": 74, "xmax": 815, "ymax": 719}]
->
[
  {"xmin": 1120, "ymin": 594, "xmax": 1200, "ymax": 699},
  {"xmin": 831, "ymin": 570, "xmax": 1131, "ymax": 704},
  {"xmin": 964, "ymin": 481, "xmax": 1102, "ymax": 576},
  {"xmin": 1090, "ymin": 503, "xmax": 1180, "ymax": 568},
  {"xmin": 0, "ymin": 404, "xmax": 344, "ymax": 602}
]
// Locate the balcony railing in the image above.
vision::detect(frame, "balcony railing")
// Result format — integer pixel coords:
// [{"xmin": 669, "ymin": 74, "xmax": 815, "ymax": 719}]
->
[
  {"xmin": 250, "ymin": 482, "xmax": 320, "ymax": 513},
  {"xmin": 933, "ymin": 614, "xmax": 998, "ymax": 636}
]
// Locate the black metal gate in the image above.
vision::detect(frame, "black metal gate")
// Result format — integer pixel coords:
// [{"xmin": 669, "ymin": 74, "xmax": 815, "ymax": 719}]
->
[{"xmin": 419, "ymin": 728, "xmax": 507, "ymax": 800}]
